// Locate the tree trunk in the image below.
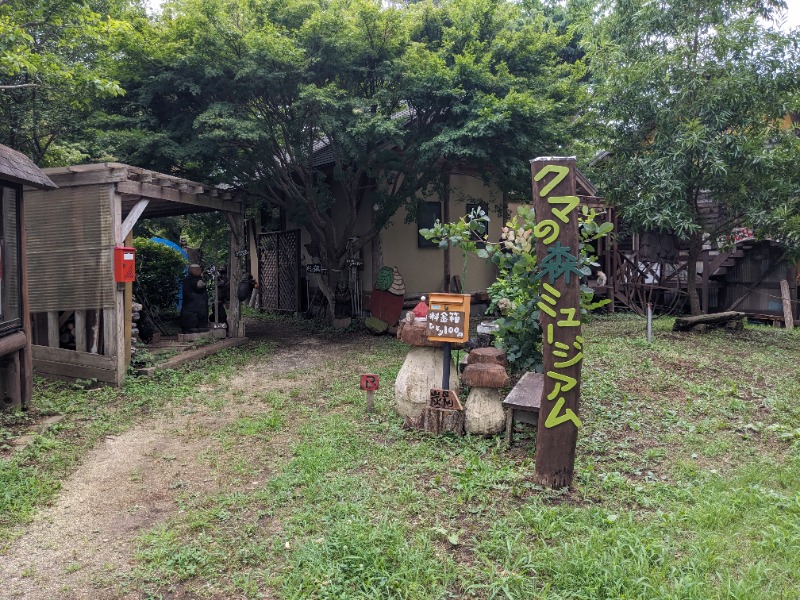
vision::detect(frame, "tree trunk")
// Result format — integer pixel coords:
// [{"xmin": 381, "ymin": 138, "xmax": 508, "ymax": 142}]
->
[
  {"xmin": 686, "ymin": 235, "xmax": 703, "ymax": 316},
  {"xmin": 317, "ymin": 273, "xmax": 336, "ymax": 323}
]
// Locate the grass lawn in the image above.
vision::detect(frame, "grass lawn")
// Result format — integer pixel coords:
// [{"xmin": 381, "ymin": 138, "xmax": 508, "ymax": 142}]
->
[{"xmin": 2, "ymin": 314, "xmax": 799, "ymax": 599}]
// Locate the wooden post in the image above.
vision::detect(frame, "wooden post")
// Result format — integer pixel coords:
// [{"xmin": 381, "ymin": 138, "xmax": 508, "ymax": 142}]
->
[
  {"xmin": 47, "ymin": 311, "xmax": 59, "ymax": 348},
  {"xmin": 442, "ymin": 174, "xmax": 451, "ymax": 292},
  {"xmin": 123, "ymin": 231, "xmax": 134, "ymax": 369},
  {"xmin": 18, "ymin": 186, "xmax": 33, "ymax": 408},
  {"xmin": 110, "ymin": 187, "xmax": 126, "ymax": 385},
  {"xmin": 531, "ymin": 157, "xmax": 583, "ymax": 489},
  {"xmin": 225, "ymin": 208, "xmax": 246, "ymax": 338},
  {"xmin": 74, "ymin": 310, "xmax": 86, "ymax": 353},
  {"xmin": 780, "ymin": 279, "xmax": 794, "ymax": 331},
  {"xmin": 701, "ymin": 251, "xmax": 710, "ymax": 314}
]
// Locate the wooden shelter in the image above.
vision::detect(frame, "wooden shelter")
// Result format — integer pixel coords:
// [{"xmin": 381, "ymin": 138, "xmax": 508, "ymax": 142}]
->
[
  {"xmin": 24, "ymin": 163, "xmax": 246, "ymax": 385},
  {"xmin": 0, "ymin": 145, "xmax": 56, "ymax": 409}
]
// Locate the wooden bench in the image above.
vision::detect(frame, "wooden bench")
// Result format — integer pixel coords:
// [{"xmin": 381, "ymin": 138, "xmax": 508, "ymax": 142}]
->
[
  {"xmin": 672, "ymin": 311, "xmax": 745, "ymax": 332},
  {"xmin": 503, "ymin": 372, "xmax": 544, "ymax": 448}
]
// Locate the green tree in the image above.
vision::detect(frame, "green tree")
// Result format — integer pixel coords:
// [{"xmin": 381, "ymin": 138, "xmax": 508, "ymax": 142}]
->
[
  {"xmin": 584, "ymin": 0, "xmax": 800, "ymax": 315},
  {"xmin": 0, "ymin": 0, "xmax": 130, "ymax": 164},
  {"xmin": 108, "ymin": 0, "xmax": 585, "ymax": 319}
]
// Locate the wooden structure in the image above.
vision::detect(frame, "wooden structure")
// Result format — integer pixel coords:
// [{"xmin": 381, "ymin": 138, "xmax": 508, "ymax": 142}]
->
[
  {"xmin": 531, "ymin": 157, "xmax": 584, "ymax": 489},
  {"xmin": 0, "ymin": 145, "xmax": 56, "ymax": 409},
  {"xmin": 24, "ymin": 163, "xmax": 246, "ymax": 385},
  {"xmin": 503, "ymin": 372, "xmax": 543, "ymax": 448},
  {"xmin": 603, "ymin": 216, "xmax": 798, "ymax": 321}
]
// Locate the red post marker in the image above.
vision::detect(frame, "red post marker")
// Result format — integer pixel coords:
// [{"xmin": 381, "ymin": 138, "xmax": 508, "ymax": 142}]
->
[{"xmin": 360, "ymin": 374, "xmax": 379, "ymax": 412}]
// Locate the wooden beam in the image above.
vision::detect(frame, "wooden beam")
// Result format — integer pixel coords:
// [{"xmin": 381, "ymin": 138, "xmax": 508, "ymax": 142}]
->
[
  {"xmin": 124, "ymin": 231, "xmax": 133, "ymax": 370},
  {"xmin": 47, "ymin": 311, "xmax": 59, "ymax": 348},
  {"xmin": 32, "ymin": 345, "xmax": 118, "ymax": 383},
  {"xmin": 134, "ymin": 337, "xmax": 248, "ymax": 376},
  {"xmin": 18, "ymin": 186, "xmax": 33, "ymax": 407},
  {"xmin": 74, "ymin": 310, "xmax": 86, "ymax": 353},
  {"xmin": 117, "ymin": 199, "xmax": 149, "ymax": 245},
  {"xmin": 116, "ymin": 180, "xmax": 242, "ymax": 213},
  {"xmin": 40, "ymin": 167, "xmax": 130, "ymax": 188},
  {"xmin": 107, "ymin": 189, "xmax": 125, "ymax": 385},
  {"xmin": 0, "ymin": 331, "xmax": 27, "ymax": 356},
  {"xmin": 780, "ymin": 280, "xmax": 794, "ymax": 331}
]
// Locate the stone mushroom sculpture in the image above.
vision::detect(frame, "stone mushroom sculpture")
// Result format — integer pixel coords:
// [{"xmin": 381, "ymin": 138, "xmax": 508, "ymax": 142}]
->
[
  {"xmin": 460, "ymin": 347, "xmax": 510, "ymax": 435},
  {"xmin": 395, "ymin": 307, "xmax": 459, "ymax": 429}
]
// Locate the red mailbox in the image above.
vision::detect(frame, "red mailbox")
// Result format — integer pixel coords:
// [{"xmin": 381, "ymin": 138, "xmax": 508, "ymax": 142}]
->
[{"xmin": 114, "ymin": 246, "xmax": 136, "ymax": 283}]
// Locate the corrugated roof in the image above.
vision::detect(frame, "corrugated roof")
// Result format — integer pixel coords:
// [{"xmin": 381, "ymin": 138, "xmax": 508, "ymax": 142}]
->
[{"xmin": 0, "ymin": 145, "xmax": 57, "ymax": 189}]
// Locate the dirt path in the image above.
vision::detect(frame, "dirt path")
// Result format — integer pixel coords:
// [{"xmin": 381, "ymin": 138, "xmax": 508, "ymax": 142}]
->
[{"xmin": 0, "ymin": 320, "xmax": 351, "ymax": 599}]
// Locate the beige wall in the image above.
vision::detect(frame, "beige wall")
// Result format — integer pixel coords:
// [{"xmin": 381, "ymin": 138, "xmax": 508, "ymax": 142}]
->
[
  {"xmin": 382, "ymin": 174, "xmax": 504, "ymax": 295},
  {"xmin": 282, "ymin": 173, "xmax": 507, "ymax": 296}
]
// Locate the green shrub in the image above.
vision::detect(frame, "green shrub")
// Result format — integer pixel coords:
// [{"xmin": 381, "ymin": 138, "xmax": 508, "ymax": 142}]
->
[
  {"xmin": 421, "ymin": 205, "xmax": 612, "ymax": 373},
  {"xmin": 133, "ymin": 237, "xmax": 187, "ymax": 318}
]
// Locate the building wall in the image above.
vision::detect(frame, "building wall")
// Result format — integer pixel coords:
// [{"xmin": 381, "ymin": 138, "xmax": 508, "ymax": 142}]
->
[
  {"xmin": 381, "ymin": 175, "xmax": 503, "ymax": 294},
  {"xmin": 380, "ymin": 174, "xmax": 505, "ymax": 295},
  {"xmin": 284, "ymin": 173, "xmax": 506, "ymax": 297}
]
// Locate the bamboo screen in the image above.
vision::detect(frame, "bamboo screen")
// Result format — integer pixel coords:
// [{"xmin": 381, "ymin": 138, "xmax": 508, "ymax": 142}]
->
[{"xmin": 26, "ymin": 184, "xmax": 115, "ymax": 312}]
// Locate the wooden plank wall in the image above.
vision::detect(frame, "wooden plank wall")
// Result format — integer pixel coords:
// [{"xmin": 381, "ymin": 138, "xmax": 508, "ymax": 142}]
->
[{"xmin": 31, "ymin": 346, "xmax": 118, "ymax": 383}]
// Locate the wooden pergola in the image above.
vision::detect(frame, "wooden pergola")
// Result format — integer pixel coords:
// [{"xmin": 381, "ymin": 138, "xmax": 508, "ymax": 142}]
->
[{"xmin": 25, "ymin": 163, "xmax": 247, "ymax": 385}]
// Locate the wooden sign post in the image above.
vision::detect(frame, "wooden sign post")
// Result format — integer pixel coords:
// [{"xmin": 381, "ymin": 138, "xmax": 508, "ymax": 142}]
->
[
  {"xmin": 424, "ymin": 293, "xmax": 470, "ymax": 435},
  {"xmin": 531, "ymin": 157, "xmax": 584, "ymax": 489}
]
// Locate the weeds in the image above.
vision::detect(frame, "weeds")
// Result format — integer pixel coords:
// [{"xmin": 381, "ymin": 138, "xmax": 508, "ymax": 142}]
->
[{"xmin": 5, "ymin": 314, "xmax": 800, "ymax": 598}]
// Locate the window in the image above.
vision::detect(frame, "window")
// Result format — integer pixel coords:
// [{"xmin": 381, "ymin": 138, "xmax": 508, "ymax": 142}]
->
[
  {"xmin": 0, "ymin": 185, "xmax": 21, "ymax": 334},
  {"xmin": 417, "ymin": 201, "xmax": 442, "ymax": 248}
]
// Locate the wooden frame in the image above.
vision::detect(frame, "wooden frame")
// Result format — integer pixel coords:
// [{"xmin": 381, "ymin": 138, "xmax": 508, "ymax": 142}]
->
[
  {"xmin": 0, "ymin": 144, "xmax": 56, "ymax": 408},
  {"xmin": 24, "ymin": 163, "xmax": 247, "ymax": 386}
]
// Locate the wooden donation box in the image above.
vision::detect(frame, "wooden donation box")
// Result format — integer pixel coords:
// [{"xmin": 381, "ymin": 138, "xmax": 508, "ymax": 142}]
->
[
  {"xmin": 423, "ymin": 293, "xmax": 470, "ymax": 435},
  {"xmin": 426, "ymin": 293, "xmax": 471, "ymax": 343}
]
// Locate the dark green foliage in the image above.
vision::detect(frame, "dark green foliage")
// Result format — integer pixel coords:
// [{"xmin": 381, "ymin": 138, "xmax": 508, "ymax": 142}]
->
[
  {"xmin": 0, "ymin": 0, "xmax": 130, "ymax": 165},
  {"xmin": 134, "ymin": 212, "xmax": 230, "ymax": 271},
  {"xmin": 133, "ymin": 237, "xmax": 187, "ymax": 318},
  {"xmin": 100, "ymin": 0, "xmax": 586, "ymax": 320},
  {"xmin": 584, "ymin": 0, "xmax": 800, "ymax": 314}
]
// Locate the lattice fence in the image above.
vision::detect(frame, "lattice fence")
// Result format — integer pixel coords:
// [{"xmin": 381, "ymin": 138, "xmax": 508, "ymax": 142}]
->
[{"xmin": 258, "ymin": 230, "xmax": 300, "ymax": 312}]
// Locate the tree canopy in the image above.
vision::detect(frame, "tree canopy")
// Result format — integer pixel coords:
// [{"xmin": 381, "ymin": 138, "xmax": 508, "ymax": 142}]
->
[
  {"xmin": 0, "ymin": 0, "xmax": 133, "ymax": 164},
  {"xmin": 101, "ymin": 0, "xmax": 586, "ymax": 315},
  {"xmin": 584, "ymin": 0, "xmax": 800, "ymax": 314}
]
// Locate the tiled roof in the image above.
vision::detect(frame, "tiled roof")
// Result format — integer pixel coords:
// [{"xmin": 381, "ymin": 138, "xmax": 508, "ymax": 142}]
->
[{"xmin": 0, "ymin": 145, "xmax": 57, "ymax": 189}]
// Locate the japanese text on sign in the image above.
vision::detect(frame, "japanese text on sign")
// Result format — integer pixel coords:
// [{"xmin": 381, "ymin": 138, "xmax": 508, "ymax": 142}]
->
[
  {"xmin": 427, "ymin": 310, "xmax": 465, "ymax": 339},
  {"xmin": 429, "ymin": 388, "xmax": 462, "ymax": 410},
  {"xmin": 533, "ymin": 164, "xmax": 583, "ymax": 430}
]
